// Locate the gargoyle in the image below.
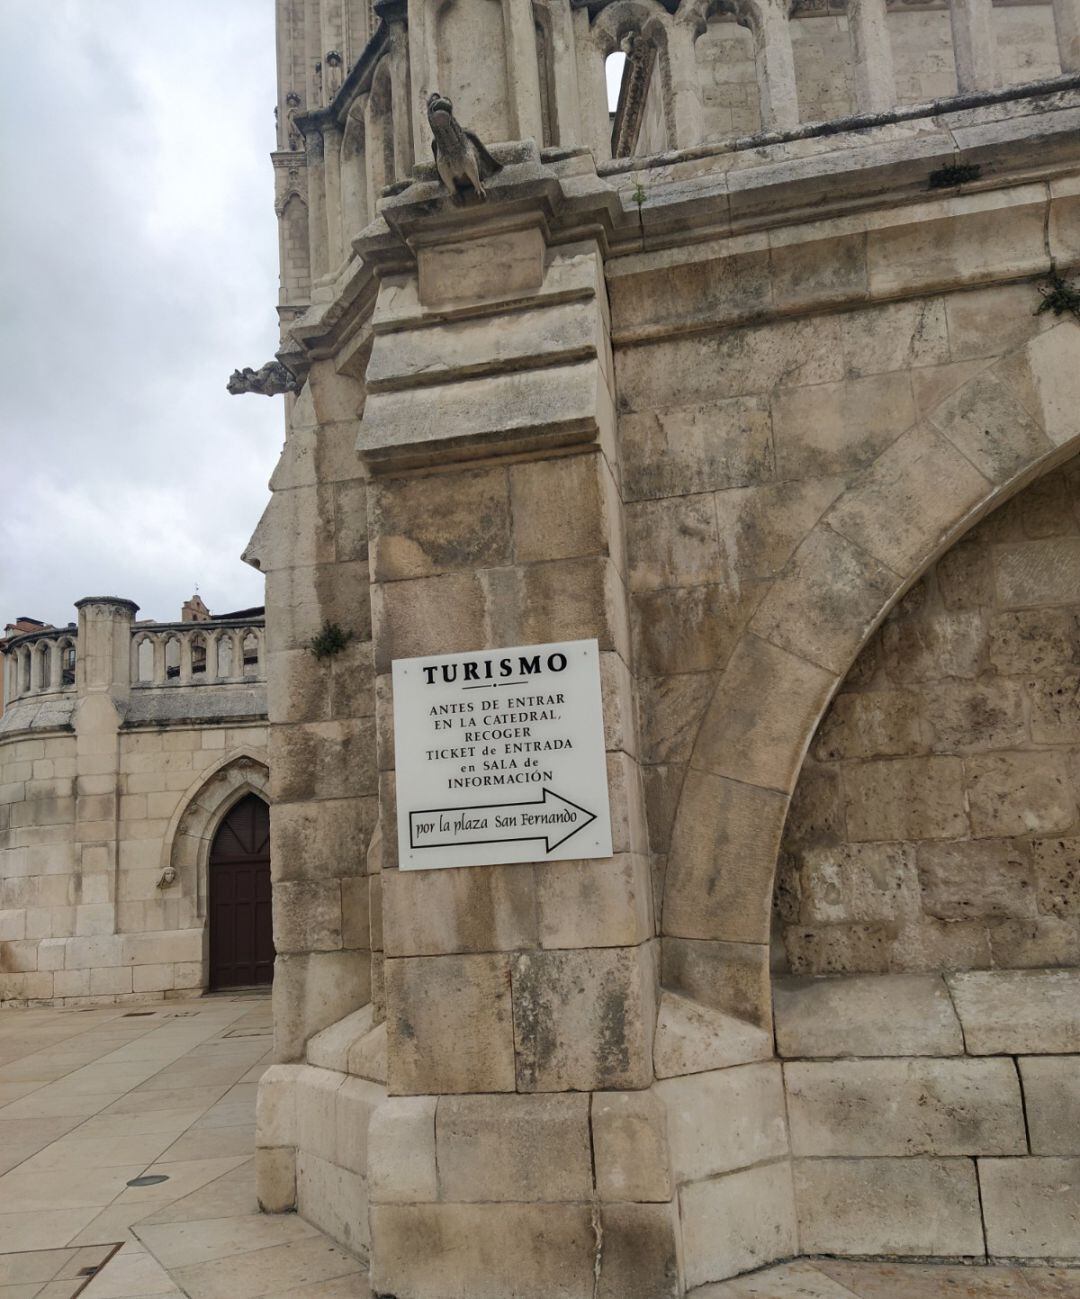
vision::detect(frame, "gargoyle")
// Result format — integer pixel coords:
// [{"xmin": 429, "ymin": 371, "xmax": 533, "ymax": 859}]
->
[
  {"xmin": 227, "ymin": 361, "xmax": 299, "ymax": 396},
  {"xmin": 427, "ymin": 93, "xmax": 502, "ymax": 202}
]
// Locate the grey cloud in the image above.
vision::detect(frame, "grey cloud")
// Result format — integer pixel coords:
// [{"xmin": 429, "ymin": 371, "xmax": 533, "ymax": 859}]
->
[{"xmin": 1, "ymin": 1, "xmax": 284, "ymax": 626}]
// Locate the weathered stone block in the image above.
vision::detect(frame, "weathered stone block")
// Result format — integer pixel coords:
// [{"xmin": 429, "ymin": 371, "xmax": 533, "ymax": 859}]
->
[
  {"xmin": 597, "ymin": 1202, "xmax": 680, "ymax": 1299},
  {"xmin": 929, "ymin": 369, "xmax": 1050, "ymax": 483},
  {"xmin": 368, "ymin": 1095, "xmax": 437, "ymax": 1204},
  {"xmin": 653, "ymin": 990, "xmax": 773, "ymax": 1079},
  {"xmin": 812, "ymin": 690, "xmax": 923, "ymax": 762},
  {"xmin": 417, "ymin": 227, "xmax": 544, "ymax": 306},
  {"xmin": 371, "ymin": 571, "xmax": 486, "ymax": 672},
  {"xmin": 663, "ymin": 769, "xmax": 787, "ymax": 944},
  {"xmin": 793, "ymin": 1157, "xmax": 984, "ymax": 1257},
  {"xmin": 536, "ymin": 854, "xmax": 652, "ymax": 949},
  {"xmin": 882, "ymin": 609, "xmax": 986, "ymax": 683},
  {"xmin": 751, "ymin": 526, "xmax": 897, "ymax": 677},
  {"xmin": 626, "ymin": 494, "xmax": 722, "ymax": 594},
  {"xmin": 1019, "ymin": 1057, "xmax": 1080, "ymax": 1156},
  {"xmin": 843, "ymin": 755, "xmax": 967, "ymax": 841},
  {"xmin": 1032, "ymin": 837, "xmax": 1080, "ymax": 917},
  {"xmin": 773, "ymin": 973, "xmax": 963, "ymax": 1058},
  {"xmin": 386, "ymin": 953, "xmax": 516, "ymax": 1094},
  {"xmin": 828, "ymin": 424, "xmax": 989, "ymax": 577},
  {"xmin": 256, "ymin": 1063, "xmax": 298, "ymax": 1148},
  {"xmin": 947, "ymin": 969, "xmax": 1080, "ymax": 1054},
  {"xmin": 966, "ymin": 752, "xmax": 1075, "ymax": 838},
  {"xmin": 693, "ymin": 635, "xmax": 837, "ymax": 793},
  {"xmin": 369, "ymin": 1203, "xmax": 595, "ymax": 1299},
  {"xmin": 381, "ymin": 862, "xmax": 537, "ymax": 957},
  {"xmin": 273, "ymin": 949, "xmax": 373, "ymax": 1063},
  {"xmin": 634, "ymin": 582, "xmax": 762, "ymax": 678},
  {"xmin": 271, "ymin": 797, "xmax": 377, "ymax": 882},
  {"xmin": 659, "ymin": 1063, "xmax": 788, "ymax": 1182},
  {"xmin": 592, "ymin": 1089, "xmax": 672, "ymax": 1202},
  {"xmin": 680, "ymin": 1161, "xmax": 797, "ymax": 1289},
  {"xmin": 995, "ymin": 538, "xmax": 1080, "ymax": 610},
  {"xmin": 306, "ymin": 1005, "xmax": 375, "ymax": 1073},
  {"xmin": 979, "ymin": 1157, "xmax": 1080, "ymax": 1259},
  {"xmin": 437, "ymin": 1092, "xmax": 592, "ymax": 1202},
  {"xmin": 917, "ymin": 840, "xmax": 1036, "ymax": 921},
  {"xmin": 272, "ymin": 880, "xmax": 342, "ymax": 953},
  {"xmin": 511, "ymin": 944, "xmax": 655, "ymax": 1092},
  {"xmin": 510, "ymin": 451, "xmax": 613, "ymax": 564},
  {"xmin": 771, "ymin": 372, "xmax": 915, "ymax": 480},
  {"xmin": 336, "ymin": 1074, "xmax": 385, "ymax": 1176},
  {"xmin": 619, "ymin": 395, "xmax": 773, "ymax": 503},
  {"xmin": 795, "ymin": 841, "xmax": 920, "ymax": 924},
  {"xmin": 369, "ymin": 467, "xmax": 512, "ymax": 581},
  {"xmin": 785, "ymin": 1057, "xmax": 1025, "ymax": 1157},
  {"xmin": 297, "ymin": 1149, "xmax": 369, "ymax": 1259},
  {"xmin": 270, "ymin": 719, "xmax": 377, "ymax": 803},
  {"xmin": 661, "ymin": 938, "xmax": 771, "ymax": 1030},
  {"xmin": 255, "ymin": 1147, "xmax": 296, "ymax": 1213}
]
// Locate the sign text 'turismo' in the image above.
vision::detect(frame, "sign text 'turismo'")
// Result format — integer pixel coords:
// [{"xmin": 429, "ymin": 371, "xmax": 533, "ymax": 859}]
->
[{"xmin": 391, "ymin": 639, "xmax": 613, "ymax": 871}]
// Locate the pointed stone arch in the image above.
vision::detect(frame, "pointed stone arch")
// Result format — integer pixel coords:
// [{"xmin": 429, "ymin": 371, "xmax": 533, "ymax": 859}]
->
[
  {"xmin": 164, "ymin": 750, "xmax": 271, "ymax": 924},
  {"xmin": 659, "ymin": 319, "xmax": 1080, "ymax": 1030}
]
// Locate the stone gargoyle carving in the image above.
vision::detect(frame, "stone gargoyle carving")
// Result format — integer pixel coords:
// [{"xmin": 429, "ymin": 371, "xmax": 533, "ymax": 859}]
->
[
  {"xmin": 226, "ymin": 360, "xmax": 299, "ymax": 396},
  {"xmin": 427, "ymin": 92, "xmax": 502, "ymax": 201}
]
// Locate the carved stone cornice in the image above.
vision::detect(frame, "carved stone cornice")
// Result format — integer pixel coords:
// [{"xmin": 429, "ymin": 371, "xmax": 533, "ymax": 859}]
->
[{"xmin": 278, "ymin": 80, "xmax": 1080, "ymax": 370}]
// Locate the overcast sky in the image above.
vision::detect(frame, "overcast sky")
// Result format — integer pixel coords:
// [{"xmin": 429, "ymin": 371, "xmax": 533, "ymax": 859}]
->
[{"xmin": 1, "ymin": 2, "xmax": 282, "ymax": 627}]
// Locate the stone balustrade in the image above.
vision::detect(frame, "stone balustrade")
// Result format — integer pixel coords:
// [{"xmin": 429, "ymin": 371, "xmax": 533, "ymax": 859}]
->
[
  {"xmin": 2, "ymin": 618, "xmax": 265, "ymax": 710},
  {"xmin": 2, "ymin": 629, "xmax": 77, "ymax": 705},
  {"xmin": 129, "ymin": 619, "xmax": 265, "ymax": 689}
]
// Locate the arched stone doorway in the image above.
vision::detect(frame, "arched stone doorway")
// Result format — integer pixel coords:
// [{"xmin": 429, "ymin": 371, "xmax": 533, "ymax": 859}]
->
[{"xmin": 208, "ymin": 793, "xmax": 274, "ymax": 989}]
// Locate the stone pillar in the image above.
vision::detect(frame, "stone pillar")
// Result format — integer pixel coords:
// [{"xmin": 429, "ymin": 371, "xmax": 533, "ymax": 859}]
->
[
  {"xmin": 949, "ymin": 0, "xmax": 998, "ymax": 93},
  {"xmin": 754, "ymin": 0, "xmax": 799, "ymax": 131},
  {"xmin": 849, "ymin": 0, "xmax": 896, "ymax": 112},
  {"xmin": 72, "ymin": 598, "xmax": 138, "ymax": 964},
  {"xmin": 356, "ymin": 192, "xmax": 673, "ymax": 1297},
  {"xmin": 323, "ymin": 123, "xmax": 345, "ymax": 272},
  {"xmin": 1053, "ymin": 0, "xmax": 1080, "ymax": 71},
  {"xmin": 305, "ymin": 126, "xmax": 329, "ymax": 281},
  {"xmin": 668, "ymin": 21, "xmax": 705, "ymax": 148}
]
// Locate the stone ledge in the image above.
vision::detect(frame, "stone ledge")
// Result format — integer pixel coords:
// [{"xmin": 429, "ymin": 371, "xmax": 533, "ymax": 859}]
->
[
  {"xmin": 774, "ymin": 972, "xmax": 964, "ymax": 1058},
  {"xmin": 947, "ymin": 968, "xmax": 1080, "ymax": 1054}
]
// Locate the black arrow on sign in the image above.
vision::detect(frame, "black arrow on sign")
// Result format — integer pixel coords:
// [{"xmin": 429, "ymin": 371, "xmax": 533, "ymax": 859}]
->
[{"xmin": 409, "ymin": 786, "xmax": 598, "ymax": 855}]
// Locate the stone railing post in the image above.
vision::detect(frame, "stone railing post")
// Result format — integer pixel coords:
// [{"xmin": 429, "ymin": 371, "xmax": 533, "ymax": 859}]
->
[
  {"xmin": 849, "ymin": 0, "xmax": 896, "ymax": 112},
  {"xmin": 949, "ymin": 0, "xmax": 998, "ymax": 92},
  {"xmin": 1053, "ymin": 0, "xmax": 1080, "ymax": 71},
  {"xmin": 754, "ymin": 0, "xmax": 799, "ymax": 130},
  {"xmin": 72, "ymin": 597, "xmax": 139, "ymax": 947}
]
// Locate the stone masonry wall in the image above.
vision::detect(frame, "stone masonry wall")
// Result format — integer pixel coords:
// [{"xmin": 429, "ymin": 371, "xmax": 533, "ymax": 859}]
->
[
  {"xmin": 776, "ymin": 458, "xmax": 1080, "ymax": 975},
  {"xmin": 0, "ymin": 719, "xmax": 268, "ymax": 1003}
]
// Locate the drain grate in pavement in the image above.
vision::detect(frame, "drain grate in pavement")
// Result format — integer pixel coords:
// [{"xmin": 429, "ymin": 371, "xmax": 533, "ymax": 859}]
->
[
  {"xmin": 123, "ymin": 1010, "xmax": 157, "ymax": 1017},
  {"xmin": 127, "ymin": 1173, "xmax": 170, "ymax": 1187}
]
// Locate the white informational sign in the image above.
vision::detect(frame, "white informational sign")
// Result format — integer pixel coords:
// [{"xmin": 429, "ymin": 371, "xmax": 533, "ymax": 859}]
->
[{"xmin": 392, "ymin": 639, "xmax": 613, "ymax": 871}]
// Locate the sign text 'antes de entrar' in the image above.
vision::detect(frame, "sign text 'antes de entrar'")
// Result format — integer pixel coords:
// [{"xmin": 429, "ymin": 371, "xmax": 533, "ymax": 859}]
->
[{"xmin": 392, "ymin": 639, "xmax": 613, "ymax": 871}]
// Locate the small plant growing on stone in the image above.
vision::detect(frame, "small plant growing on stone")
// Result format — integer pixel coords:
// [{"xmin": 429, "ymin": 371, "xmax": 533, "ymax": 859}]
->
[
  {"xmin": 1034, "ymin": 272, "xmax": 1080, "ymax": 322},
  {"xmin": 308, "ymin": 620, "xmax": 356, "ymax": 660},
  {"xmin": 631, "ymin": 179, "xmax": 647, "ymax": 210}
]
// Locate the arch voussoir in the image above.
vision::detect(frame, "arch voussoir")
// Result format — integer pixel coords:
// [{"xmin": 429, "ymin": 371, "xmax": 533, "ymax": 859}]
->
[{"xmin": 660, "ymin": 319, "xmax": 1080, "ymax": 1032}]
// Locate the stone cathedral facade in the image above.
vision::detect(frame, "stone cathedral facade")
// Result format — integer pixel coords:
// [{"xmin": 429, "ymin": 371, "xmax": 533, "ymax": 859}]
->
[{"xmin": 248, "ymin": 0, "xmax": 1080, "ymax": 1292}]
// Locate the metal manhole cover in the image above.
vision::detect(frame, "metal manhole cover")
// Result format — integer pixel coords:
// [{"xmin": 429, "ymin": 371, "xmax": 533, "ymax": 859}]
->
[{"xmin": 126, "ymin": 1173, "xmax": 169, "ymax": 1187}]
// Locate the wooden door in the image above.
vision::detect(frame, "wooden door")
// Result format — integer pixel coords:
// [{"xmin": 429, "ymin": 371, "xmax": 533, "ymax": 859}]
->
[{"xmin": 208, "ymin": 794, "xmax": 273, "ymax": 989}]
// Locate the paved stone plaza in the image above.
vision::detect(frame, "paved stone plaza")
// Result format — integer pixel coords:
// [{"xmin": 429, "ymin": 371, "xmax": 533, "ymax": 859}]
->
[
  {"xmin": 0, "ymin": 994, "xmax": 1076, "ymax": 1297},
  {"xmin": 0, "ymin": 995, "xmax": 367, "ymax": 1298}
]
